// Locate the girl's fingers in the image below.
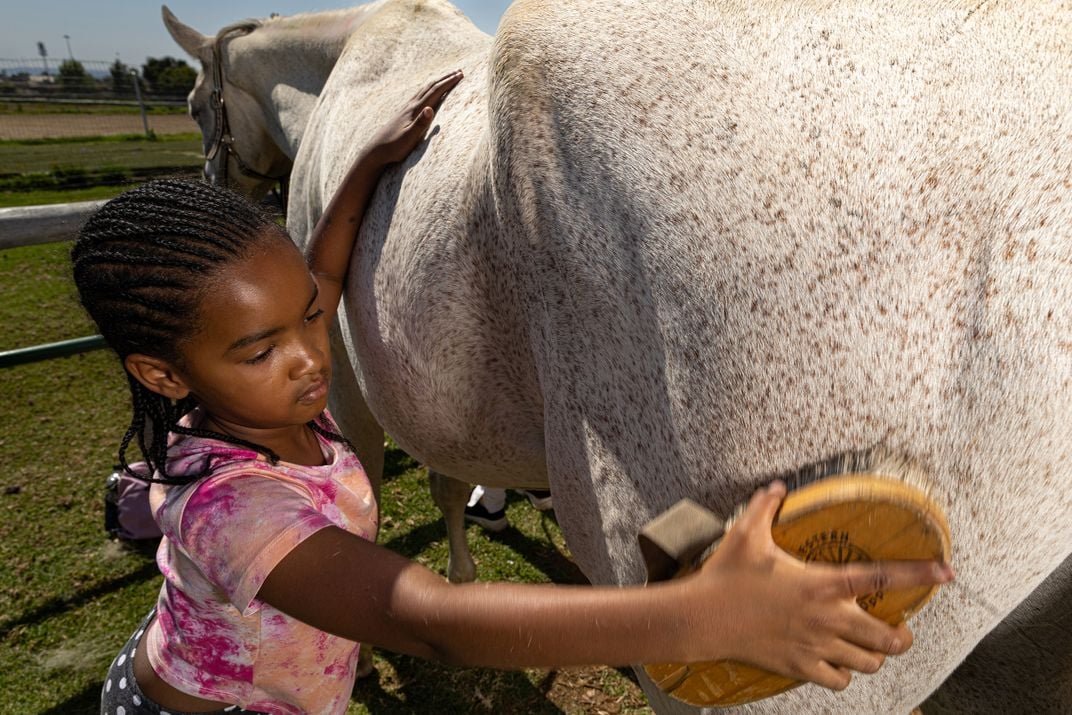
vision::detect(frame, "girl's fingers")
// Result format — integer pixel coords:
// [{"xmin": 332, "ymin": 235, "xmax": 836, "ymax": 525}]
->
[
  {"xmin": 416, "ymin": 70, "xmax": 464, "ymax": 110},
  {"xmin": 730, "ymin": 480, "xmax": 787, "ymax": 535},
  {"xmin": 417, "ymin": 106, "xmax": 435, "ymax": 131},
  {"xmin": 420, "ymin": 69, "xmax": 461, "ymax": 95},
  {"xmin": 820, "ymin": 638, "xmax": 887, "ymax": 674},
  {"xmin": 800, "ymin": 661, "xmax": 853, "ymax": 692},
  {"xmin": 830, "ymin": 559, "xmax": 954, "ymax": 599},
  {"xmin": 835, "ymin": 611, "xmax": 914, "ymax": 655},
  {"xmin": 397, "ymin": 107, "xmax": 436, "ymax": 148},
  {"xmin": 413, "ymin": 74, "xmax": 445, "ymax": 99},
  {"xmin": 424, "ymin": 72, "xmax": 463, "ymax": 109},
  {"xmin": 408, "ymin": 106, "xmax": 434, "ymax": 128}
]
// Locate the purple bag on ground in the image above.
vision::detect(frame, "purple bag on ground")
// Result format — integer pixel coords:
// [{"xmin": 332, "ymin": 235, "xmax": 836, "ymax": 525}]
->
[{"xmin": 104, "ymin": 463, "xmax": 162, "ymax": 541}]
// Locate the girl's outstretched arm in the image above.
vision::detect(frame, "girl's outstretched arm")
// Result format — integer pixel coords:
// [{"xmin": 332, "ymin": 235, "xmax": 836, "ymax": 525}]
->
[
  {"xmin": 258, "ymin": 481, "xmax": 952, "ymax": 691},
  {"xmin": 306, "ymin": 70, "xmax": 463, "ymax": 320}
]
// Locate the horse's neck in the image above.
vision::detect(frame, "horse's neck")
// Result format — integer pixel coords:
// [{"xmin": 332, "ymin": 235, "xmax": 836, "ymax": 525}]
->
[{"xmin": 230, "ymin": 8, "xmax": 378, "ymax": 159}]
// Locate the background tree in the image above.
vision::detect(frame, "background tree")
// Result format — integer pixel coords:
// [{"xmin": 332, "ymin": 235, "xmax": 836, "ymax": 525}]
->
[
  {"xmin": 109, "ymin": 58, "xmax": 131, "ymax": 95},
  {"xmin": 58, "ymin": 58, "xmax": 93, "ymax": 91},
  {"xmin": 141, "ymin": 56, "xmax": 196, "ymax": 96}
]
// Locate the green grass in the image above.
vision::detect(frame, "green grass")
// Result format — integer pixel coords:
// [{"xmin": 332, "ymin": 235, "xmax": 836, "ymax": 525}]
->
[
  {"xmin": 0, "ymin": 184, "xmax": 133, "ymax": 208},
  {"xmin": 0, "ymin": 134, "xmax": 203, "ymax": 175},
  {"xmin": 0, "ymin": 133, "xmax": 202, "ymax": 199},
  {"xmin": 0, "ymin": 241, "xmax": 138, "ymax": 712},
  {"xmin": 0, "ymin": 240, "xmax": 650, "ymax": 714},
  {"xmin": 0, "ymin": 242, "xmax": 96, "ymax": 350}
]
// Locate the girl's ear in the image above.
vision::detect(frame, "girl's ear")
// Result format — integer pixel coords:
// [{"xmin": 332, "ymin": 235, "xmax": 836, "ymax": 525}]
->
[{"xmin": 124, "ymin": 354, "xmax": 191, "ymax": 401}]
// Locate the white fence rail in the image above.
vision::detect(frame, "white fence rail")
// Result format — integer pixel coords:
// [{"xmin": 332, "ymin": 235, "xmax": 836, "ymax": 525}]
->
[
  {"xmin": 0, "ymin": 201, "xmax": 110, "ymax": 367},
  {"xmin": 0, "ymin": 200, "xmax": 105, "ymax": 249}
]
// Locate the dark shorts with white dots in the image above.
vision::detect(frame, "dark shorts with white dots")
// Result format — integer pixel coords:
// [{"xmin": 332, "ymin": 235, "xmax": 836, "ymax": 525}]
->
[{"xmin": 100, "ymin": 609, "xmax": 263, "ymax": 715}]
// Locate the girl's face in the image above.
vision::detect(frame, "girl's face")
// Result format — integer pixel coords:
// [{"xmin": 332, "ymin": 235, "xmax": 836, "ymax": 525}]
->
[{"xmin": 170, "ymin": 235, "xmax": 332, "ymax": 441}]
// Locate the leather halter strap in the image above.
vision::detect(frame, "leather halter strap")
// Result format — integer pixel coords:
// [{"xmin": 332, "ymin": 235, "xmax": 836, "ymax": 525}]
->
[{"xmin": 206, "ymin": 22, "xmax": 290, "ymax": 203}]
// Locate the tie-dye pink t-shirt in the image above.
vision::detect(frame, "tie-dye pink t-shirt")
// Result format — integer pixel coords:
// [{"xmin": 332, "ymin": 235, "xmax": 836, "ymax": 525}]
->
[{"xmin": 143, "ymin": 411, "xmax": 377, "ymax": 714}]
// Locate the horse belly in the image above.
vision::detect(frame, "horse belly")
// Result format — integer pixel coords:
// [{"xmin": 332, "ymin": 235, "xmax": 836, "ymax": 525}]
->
[{"xmin": 340, "ymin": 84, "xmax": 546, "ymax": 485}]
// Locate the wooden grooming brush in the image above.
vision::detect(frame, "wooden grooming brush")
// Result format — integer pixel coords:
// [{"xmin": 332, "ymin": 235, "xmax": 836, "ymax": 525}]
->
[{"xmin": 639, "ymin": 449, "xmax": 952, "ymax": 708}]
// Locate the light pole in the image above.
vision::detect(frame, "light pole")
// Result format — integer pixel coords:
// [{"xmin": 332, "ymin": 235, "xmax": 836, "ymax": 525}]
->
[
  {"xmin": 37, "ymin": 41, "xmax": 49, "ymax": 76},
  {"xmin": 63, "ymin": 35, "xmax": 74, "ymax": 61}
]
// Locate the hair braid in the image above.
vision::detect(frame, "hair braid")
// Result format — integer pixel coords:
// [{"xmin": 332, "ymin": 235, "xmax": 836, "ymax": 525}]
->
[
  {"xmin": 73, "ymin": 179, "xmax": 300, "ymax": 484},
  {"xmin": 308, "ymin": 417, "xmax": 358, "ymax": 458}
]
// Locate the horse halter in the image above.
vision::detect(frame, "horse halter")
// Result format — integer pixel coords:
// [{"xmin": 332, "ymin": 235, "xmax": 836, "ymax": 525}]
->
[{"xmin": 205, "ymin": 22, "xmax": 290, "ymax": 203}]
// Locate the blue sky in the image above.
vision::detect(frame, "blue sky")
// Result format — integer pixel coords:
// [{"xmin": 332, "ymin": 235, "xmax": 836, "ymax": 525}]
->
[{"xmin": 0, "ymin": 1, "xmax": 513, "ymax": 66}]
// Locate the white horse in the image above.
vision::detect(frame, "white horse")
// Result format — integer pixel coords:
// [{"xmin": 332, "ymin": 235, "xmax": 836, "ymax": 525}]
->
[{"xmin": 164, "ymin": 2, "xmax": 1072, "ymax": 712}]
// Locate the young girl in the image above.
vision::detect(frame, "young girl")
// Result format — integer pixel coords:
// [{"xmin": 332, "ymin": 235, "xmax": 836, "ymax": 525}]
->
[{"xmin": 75, "ymin": 71, "xmax": 952, "ymax": 715}]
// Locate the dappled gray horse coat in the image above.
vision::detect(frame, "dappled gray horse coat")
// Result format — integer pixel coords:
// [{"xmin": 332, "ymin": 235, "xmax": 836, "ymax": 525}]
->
[{"xmin": 168, "ymin": 1, "xmax": 1072, "ymax": 711}]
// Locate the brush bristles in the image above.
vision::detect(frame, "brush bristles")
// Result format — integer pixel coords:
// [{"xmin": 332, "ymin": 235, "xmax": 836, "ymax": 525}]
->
[
  {"xmin": 782, "ymin": 447, "xmax": 934, "ymax": 494},
  {"xmin": 725, "ymin": 446, "xmax": 935, "ymax": 530}
]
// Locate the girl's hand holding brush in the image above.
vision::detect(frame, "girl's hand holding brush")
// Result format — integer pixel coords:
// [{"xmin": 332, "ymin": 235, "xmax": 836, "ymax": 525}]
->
[{"xmin": 677, "ymin": 481, "xmax": 954, "ymax": 691}]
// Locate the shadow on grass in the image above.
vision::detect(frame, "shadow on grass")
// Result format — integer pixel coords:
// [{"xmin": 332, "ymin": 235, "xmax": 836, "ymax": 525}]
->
[
  {"xmin": 483, "ymin": 516, "xmax": 589, "ymax": 586},
  {"xmin": 352, "ymin": 648, "xmax": 565, "ymax": 714},
  {"xmin": 379, "ymin": 519, "xmax": 448, "ymax": 559},
  {"xmin": 38, "ymin": 681, "xmax": 100, "ymax": 715},
  {"xmin": 383, "ymin": 445, "xmax": 419, "ymax": 479},
  {"xmin": 378, "ymin": 497, "xmax": 587, "ymax": 588},
  {"xmin": 0, "ymin": 558, "xmax": 159, "ymax": 639},
  {"xmin": 617, "ymin": 663, "xmax": 643, "ymax": 688}
]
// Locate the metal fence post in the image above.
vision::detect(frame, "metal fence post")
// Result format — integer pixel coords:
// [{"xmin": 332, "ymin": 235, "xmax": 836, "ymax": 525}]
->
[
  {"xmin": 0, "ymin": 335, "xmax": 108, "ymax": 369},
  {"xmin": 129, "ymin": 69, "xmax": 150, "ymax": 137}
]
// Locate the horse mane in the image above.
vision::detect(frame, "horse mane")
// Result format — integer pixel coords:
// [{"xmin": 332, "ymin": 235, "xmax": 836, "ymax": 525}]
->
[
  {"xmin": 214, "ymin": 19, "xmax": 261, "ymax": 42},
  {"xmin": 209, "ymin": 3, "xmax": 386, "ymax": 47},
  {"xmin": 219, "ymin": 2, "xmax": 472, "ymax": 47},
  {"xmin": 257, "ymin": 4, "xmax": 385, "ymax": 35}
]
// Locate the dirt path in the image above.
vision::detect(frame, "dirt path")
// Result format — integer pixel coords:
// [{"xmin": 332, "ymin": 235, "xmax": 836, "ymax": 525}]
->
[{"xmin": 0, "ymin": 114, "xmax": 197, "ymax": 140}]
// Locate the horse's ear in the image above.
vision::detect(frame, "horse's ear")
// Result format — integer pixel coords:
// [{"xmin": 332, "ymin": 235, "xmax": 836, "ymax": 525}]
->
[{"xmin": 162, "ymin": 6, "xmax": 210, "ymax": 64}]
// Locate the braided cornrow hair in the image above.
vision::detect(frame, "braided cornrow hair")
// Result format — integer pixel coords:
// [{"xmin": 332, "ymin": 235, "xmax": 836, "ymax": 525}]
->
[{"xmin": 72, "ymin": 178, "xmax": 352, "ymax": 484}]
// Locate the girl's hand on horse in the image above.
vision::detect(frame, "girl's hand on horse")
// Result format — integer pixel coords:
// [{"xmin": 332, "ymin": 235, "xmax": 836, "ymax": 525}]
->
[
  {"xmin": 305, "ymin": 69, "xmax": 463, "ymax": 320},
  {"xmin": 367, "ymin": 69, "xmax": 464, "ymax": 166},
  {"xmin": 687, "ymin": 481, "xmax": 954, "ymax": 690}
]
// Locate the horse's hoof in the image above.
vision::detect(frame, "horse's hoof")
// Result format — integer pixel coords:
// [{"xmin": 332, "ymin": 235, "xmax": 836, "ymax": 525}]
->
[
  {"xmin": 448, "ymin": 556, "xmax": 478, "ymax": 583},
  {"xmin": 356, "ymin": 647, "xmax": 376, "ymax": 679}
]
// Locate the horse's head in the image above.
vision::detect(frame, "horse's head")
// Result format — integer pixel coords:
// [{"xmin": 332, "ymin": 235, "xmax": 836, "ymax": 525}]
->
[{"xmin": 162, "ymin": 6, "xmax": 289, "ymax": 200}]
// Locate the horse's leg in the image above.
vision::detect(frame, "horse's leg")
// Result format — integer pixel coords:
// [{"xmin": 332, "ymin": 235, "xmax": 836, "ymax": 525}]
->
[{"xmin": 429, "ymin": 471, "xmax": 477, "ymax": 583}]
